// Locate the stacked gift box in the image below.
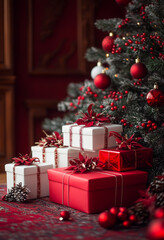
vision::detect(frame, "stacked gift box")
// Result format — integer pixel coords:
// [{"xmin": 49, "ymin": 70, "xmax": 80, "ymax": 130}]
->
[{"xmin": 5, "ymin": 104, "xmax": 152, "ymax": 211}]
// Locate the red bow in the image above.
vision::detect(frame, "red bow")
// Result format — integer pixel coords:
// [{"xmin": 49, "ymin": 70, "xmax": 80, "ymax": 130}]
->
[
  {"xmin": 67, "ymin": 152, "xmax": 99, "ymax": 173},
  {"xmin": 109, "ymin": 131, "xmax": 143, "ymax": 150},
  {"xmin": 12, "ymin": 154, "xmax": 39, "ymax": 166},
  {"xmin": 75, "ymin": 103, "xmax": 110, "ymax": 127},
  {"xmin": 36, "ymin": 130, "xmax": 63, "ymax": 147}
]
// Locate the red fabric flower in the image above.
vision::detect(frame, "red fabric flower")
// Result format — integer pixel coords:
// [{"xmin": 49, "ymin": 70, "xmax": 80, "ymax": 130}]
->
[
  {"xmin": 37, "ymin": 130, "xmax": 63, "ymax": 147},
  {"xmin": 12, "ymin": 154, "xmax": 39, "ymax": 166},
  {"xmin": 75, "ymin": 104, "xmax": 110, "ymax": 127},
  {"xmin": 67, "ymin": 152, "xmax": 99, "ymax": 173},
  {"xmin": 109, "ymin": 131, "xmax": 143, "ymax": 150}
]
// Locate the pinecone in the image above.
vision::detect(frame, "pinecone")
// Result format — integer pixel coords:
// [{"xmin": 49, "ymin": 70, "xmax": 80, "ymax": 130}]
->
[
  {"xmin": 129, "ymin": 202, "xmax": 150, "ymax": 225},
  {"xmin": 148, "ymin": 176, "xmax": 164, "ymax": 208},
  {"xmin": 149, "ymin": 177, "xmax": 164, "ymax": 194},
  {"xmin": 155, "ymin": 192, "xmax": 164, "ymax": 208},
  {"xmin": 4, "ymin": 182, "xmax": 30, "ymax": 202}
]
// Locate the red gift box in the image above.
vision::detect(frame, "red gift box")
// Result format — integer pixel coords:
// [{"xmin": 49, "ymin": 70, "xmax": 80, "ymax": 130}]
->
[
  {"xmin": 48, "ymin": 168, "xmax": 148, "ymax": 214},
  {"xmin": 99, "ymin": 148, "xmax": 152, "ymax": 172}
]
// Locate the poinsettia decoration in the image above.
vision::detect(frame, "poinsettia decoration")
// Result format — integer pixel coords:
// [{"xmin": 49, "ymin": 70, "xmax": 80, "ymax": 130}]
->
[
  {"xmin": 36, "ymin": 130, "xmax": 63, "ymax": 147},
  {"xmin": 67, "ymin": 153, "xmax": 100, "ymax": 173},
  {"xmin": 75, "ymin": 103, "xmax": 110, "ymax": 127},
  {"xmin": 12, "ymin": 154, "xmax": 39, "ymax": 166},
  {"xmin": 109, "ymin": 131, "xmax": 143, "ymax": 150}
]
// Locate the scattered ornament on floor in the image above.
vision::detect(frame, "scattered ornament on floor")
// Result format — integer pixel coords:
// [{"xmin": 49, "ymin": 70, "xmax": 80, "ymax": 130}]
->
[
  {"xmin": 98, "ymin": 207, "xmax": 137, "ymax": 229},
  {"xmin": 59, "ymin": 211, "xmax": 71, "ymax": 221},
  {"xmin": 94, "ymin": 72, "xmax": 111, "ymax": 89},
  {"xmin": 146, "ymin": 83, "xmax": 164, "ymax": 107},
  {"xmin": 102, "ymin": 32, "xmax": 114, "ymax": 53},
  {"xmin": 147, "ymin": 219, "xmax": 164, "ymax": 240},
  {"xmin": 115, "ymin": 0, "xmax": 131, "ymax": 7},
  {"xmin": 91, "ymin": 61, "xmax": 104, "ymax": 79},
  {"xmin": 2, "ymin": 182, "xmax": 30, "ymax": 202},
  {"xmin": 154, "ymin": 208, "xmax": 164, "ymax": 219},
  {"xmin": 98, "ymin": 211, "xmax": 117, "ymax": 229},
  {"xmin": 130, "ymin": 58, "xmax": 148, "ymax": 79}
]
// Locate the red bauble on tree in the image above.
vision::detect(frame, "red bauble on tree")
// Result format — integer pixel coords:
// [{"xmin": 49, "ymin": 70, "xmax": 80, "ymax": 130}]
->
[
  {"xmin": 98, "ymin": 211, "xmax": 116, "ymax": 229},
  {"xmin": 115, "ymin": 0, "xmax": 131, "ymax": 6},
  {"xmin": 94, "ymin": 72, "xmax": 111, "ymax": 90},
  {"xmin": 146, "ymin": 83, "xmax": 164, "ymax": 107},
  {"xmin": 102, "ymin": 32, "xmax": 114, "ymax": 52},
  {"xmin": 130, "ymin": 58, "xmax": 148, "ymax": 79},
  {"xmin": 147, "ymin": 219, "xmax": 164, "ymax": 240}
]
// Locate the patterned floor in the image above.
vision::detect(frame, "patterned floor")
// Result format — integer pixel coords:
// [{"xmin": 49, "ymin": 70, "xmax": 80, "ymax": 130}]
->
[{"xmin": 0, "ymin": 185, "xmax": 148, "ymax": 240}]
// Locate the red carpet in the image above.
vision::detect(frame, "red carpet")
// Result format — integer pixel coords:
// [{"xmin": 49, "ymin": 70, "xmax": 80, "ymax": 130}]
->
[{"xmin": 0, "ymin": 185, "xmax": 148, "ymax": 240}]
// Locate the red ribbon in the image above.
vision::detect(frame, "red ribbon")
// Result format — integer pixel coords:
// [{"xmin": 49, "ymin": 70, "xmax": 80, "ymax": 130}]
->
[
  {"xmin": 37, "ymin": 131, "xmax": 63, "ymax": 148},
  {"xmin": 75, "ymin": 103, "xmax": 111, "ymax": 127},
  {"xmin": 61, "ymin": 170, "xmax": 124, "ymax": 208},
  {"xmin": 109, "ymin": 131, "xmax": 143, "ymax": 150},
  {"xmin": 12, "ymin": 154, "xmax": 41, "ymax": 197},
  {"xmin": 69, "ymin": 125, "xmax": 108, "ymax": 150}
]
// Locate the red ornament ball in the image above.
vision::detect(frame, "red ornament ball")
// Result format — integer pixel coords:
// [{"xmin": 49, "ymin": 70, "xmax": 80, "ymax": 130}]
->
[
  {"xmin": 154, "ymin": 208, "xmax": 164, "ymax": 219},
  {"xmin": 147, "ymin": 219, "xmax": 164, "ymax": 240},
  {"xmin": 115, "ymin": 0, "xmax": 131, "ymax": 6},
  {"xmin": 102, "ymin": 36, "xmax": 114, "ymax": 52},
  {"xmin": 130, "ymin": 62, "xmax": 148, "ymax": 79},
  {"xmin": 60, "ymin": 211, "xmax": 70, "ymax": 221},
  {"xmin": 98, "ymin": 211, "xmax": 116, "ymax": 229},
  {"xmin": 123, "ymin": 220, "xmax": 131, "ymax": 228},
  {"xmin": 129, "ymin": 214, "xmax": 137, "ymax": 224},
  {"xmin": 110, "ymin": 207, "xmax": 119, "ymax": 216},
  {"xmin": 94, "ymin": 73, "xmax": 111, "ymax": 90},
  {"xmin": 146, "ymin": 87, "xmax": 164, "ymax": 107},
  {"xmin": 118, "ymin": 211, "xmax": 128, "ymax": 221}
]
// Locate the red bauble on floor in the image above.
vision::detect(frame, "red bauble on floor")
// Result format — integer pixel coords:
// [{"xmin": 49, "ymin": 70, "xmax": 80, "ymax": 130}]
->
[
  {"xmin": 98, "ymin": 211, "xmax": 117, "ymax": 229},
  {"xmin": 94, "ymin": 73, "xmax": 111, "ymax": 89},
  {"xmin": 147, "ymin": 219, "xmax": 164, "ymax": 240}
]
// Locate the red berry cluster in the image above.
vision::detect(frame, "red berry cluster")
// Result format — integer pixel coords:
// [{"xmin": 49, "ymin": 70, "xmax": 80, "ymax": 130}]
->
[
  {"xmin": 106, "ymin": 90, "xmax": 128, "ymax": 111},
  {"xmin": 121, "ymin": 119, "xmax": 133, "ymax": 127},
  {"xmin": 140, "ymin": 5, "xmax": 146, "ymax": 20},
  {"xmin": 140, "ymin": 120, "xmax": 157, "ymax": 132},
  {"xmin": 133, "ymin": 78, "xmax": 142, "ymax": 86},
  {"xmin": 118, "ymin": 18, "xmax": 129, "ymax": 29},
  {"xmin": 98, "ymin": 207, "xmax": 137, "ymax": 229},
  {"xmin": 124, "ymin": 33, "xmax": 147, "ymax": 52},
  {"xmin": 111, "ymin": 44, "xmax": 122, "ymax": 54},
  {"xmin": 69, "ymin": 102, "xmax": 77, "ymax": 109}
]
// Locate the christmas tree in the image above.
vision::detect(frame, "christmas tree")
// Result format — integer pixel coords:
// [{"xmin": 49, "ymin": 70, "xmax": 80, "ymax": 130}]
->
[{"xmin": 43, "ymin": 0, "xmax": 164, "ymax": 181}]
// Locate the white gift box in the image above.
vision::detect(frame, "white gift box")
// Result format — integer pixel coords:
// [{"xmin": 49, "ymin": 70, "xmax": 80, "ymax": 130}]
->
[
  {"xmin": 62, "ymin": 124, "xmax": 123, "ymax": 151},
  {"xmin": 5, "ymin": 163, "xmax": 53, "ymax": 199},
  {"xmin": 31, "ymin": 146, "xmax": 99, "ymax": 168}
]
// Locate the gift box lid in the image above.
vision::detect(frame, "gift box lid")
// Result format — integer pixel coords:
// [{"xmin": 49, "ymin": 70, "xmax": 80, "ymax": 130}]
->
[
  {"xmin": 99, "ymin": 147, "xmax": 152, "ymax": 154},
  {"xmin": 31, "ymin": 146, "xmax": 80, "ymax": 154},
  {"xmin": 48, "ymin": 167, "xmax": 148, "ymax": 192},
  {"xmin": 62, "ymin": 124, "xmax": 122, "ymax": 136},
  {"xmin": 5, "ymin": 163, "xmax": 53, "ymax": 175}
]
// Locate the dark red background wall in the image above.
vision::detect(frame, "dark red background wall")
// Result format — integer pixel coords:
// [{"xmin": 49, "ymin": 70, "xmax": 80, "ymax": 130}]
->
[{"xmin": 13, "ymin": 0, "xmax": 124, "ymax": 155}]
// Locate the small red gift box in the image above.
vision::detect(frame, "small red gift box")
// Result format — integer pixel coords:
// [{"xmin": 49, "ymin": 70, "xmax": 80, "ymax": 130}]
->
[
  {"xmin": 99, "ymin": 147, "xmax": 152, "ymax": 172},
  {"xmin": 48, "ymin": 168, "xmax": 148, "ymax": 214}
]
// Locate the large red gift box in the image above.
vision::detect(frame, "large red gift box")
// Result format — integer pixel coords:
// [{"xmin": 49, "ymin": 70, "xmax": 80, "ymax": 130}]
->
[
  {"xmin": 48, "ymin": 168, "xmax": 148, "ymax": 214},
  {"xmin": 99, "ymin": 148, "xmax": 152, "ymax": 172}
]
